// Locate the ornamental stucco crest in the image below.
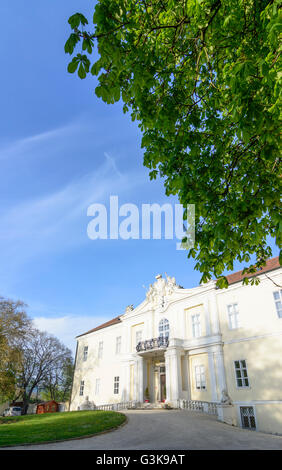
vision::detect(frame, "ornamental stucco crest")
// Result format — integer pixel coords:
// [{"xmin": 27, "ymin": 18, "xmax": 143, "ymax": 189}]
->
[
  {"xmin": 125, "ymin": 304, "xmax": 134, "ymax": 313},
  {"xmin": 146, "ymin": 273, "xmax": 179, "ymax": 309}
]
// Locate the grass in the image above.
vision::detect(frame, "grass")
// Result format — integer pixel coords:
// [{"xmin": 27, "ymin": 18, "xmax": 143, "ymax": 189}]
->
[{"xmin": 0, "ymin": 410, "xmax": 126, "ymax": 447}]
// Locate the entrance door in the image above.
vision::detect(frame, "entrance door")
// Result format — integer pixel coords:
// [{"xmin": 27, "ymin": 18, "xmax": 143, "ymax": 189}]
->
[{"xmin": 160, "ymin": 374, "xmax": 166, "ymax": 402}]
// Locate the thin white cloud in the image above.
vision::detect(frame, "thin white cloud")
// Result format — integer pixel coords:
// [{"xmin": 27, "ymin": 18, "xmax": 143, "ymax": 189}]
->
[
  {"xmin": 104, "ymin": 152, "xmax": 123, "ymax": 178},
  {"xmin": 0, "ymin": 154, "xmax": 143, "ymax": 265},
  {"xmin": 0, "ymin": 121, "xmax": 80, "ymax": 161}
]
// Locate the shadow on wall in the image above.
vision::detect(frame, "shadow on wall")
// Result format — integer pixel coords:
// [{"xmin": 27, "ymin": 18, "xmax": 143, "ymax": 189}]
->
[{"xmin": 223, "ymin": 327, "xmax": 282, "ymax": 434}]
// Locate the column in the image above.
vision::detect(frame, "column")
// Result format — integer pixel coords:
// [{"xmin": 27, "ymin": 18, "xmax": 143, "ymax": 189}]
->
[
  {"xmin": 164, "ymin": 350, "xmax": 171, "ymax": 403},
  {"xmin": 165, "ymin": 348, "xmax": 182, "ymax": 405},
  {"xmin": 137, "ymin": 356, "xmax": 144, "ymax": 403},
  {"xmin": 186, "ymin": 353, "xmax": 191, "ymax": 400},
  {"xmin": 121, "ymin": 361, "xmax": 130, "ymax": 402}
]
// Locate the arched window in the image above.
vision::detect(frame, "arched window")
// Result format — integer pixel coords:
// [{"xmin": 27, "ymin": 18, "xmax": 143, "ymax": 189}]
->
[{"xmin": 159, "ymin": 318, "xmax": 169, "ymax": 340}]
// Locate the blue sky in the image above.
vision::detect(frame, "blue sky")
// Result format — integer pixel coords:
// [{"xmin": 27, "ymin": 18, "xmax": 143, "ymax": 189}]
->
[{"xmin": 0, "ymin": 2, "xmax": 278, "ymax": 354}]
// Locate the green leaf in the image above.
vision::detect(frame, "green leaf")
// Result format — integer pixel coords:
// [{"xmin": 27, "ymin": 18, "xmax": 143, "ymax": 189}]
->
[
  {"xmin": 68, "ymin": 13, "xmax": 88, "ymax": 29},
  {"xmin": 91, "ymin": 61, "xmax": 101, "ymax": 76},
  {"xmin": 67, "ymin": 60, "xmax": 79, "ymax": 74},
  {"xmin": 64, "ymin": 33, "xmax": 80, "ymax": 55},
  {"xmin": 215, "ymin": 277, "xmax": 228, "ymax": 289},
  {"xmin": 78, "ymin": 63, "xmax": 87, "ymax": 79}
]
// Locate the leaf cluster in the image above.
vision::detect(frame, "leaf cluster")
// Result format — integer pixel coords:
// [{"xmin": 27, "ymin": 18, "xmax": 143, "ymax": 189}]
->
[{"xmin": 65, "ymin": 1, "xmax": 282, "ymax": 285}]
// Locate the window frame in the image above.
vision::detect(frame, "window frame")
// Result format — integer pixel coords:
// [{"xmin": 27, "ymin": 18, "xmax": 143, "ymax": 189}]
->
[
  {"xmin": 273, "ymin": 290, "xmax": 282, "ymax": 318},
  {"xmin": 240, "ymin": 406, "xmax": 256, "ymax": 430},
  {"xmin": 79, "ymin": 380, "xmax": 84, "ymax": 396},
  {"xmin": 227, "ymin": 303, "xmax": 240, "ymax": 329},
  {"xmin": 98, "ymin": 341, "xmax": 103, "ymax": 359},
  {"xmin": 116, "ymin": 336, "xmax": 122, "ymax": 354},
  {"xmin": 83, "ymin": 345, "xmax": 88, "ymax": 362},
  {"xmin": 114, "ymin": 376, "xmax": 120, "ymax": 395},
  {"xmin": 194, "ymin": 365, "xmax": 206, "ymax": 391},
  {"xmin": 191, "ymin": 313, "xmax": 202, "ymax": 338},
  {"xmin": 234, "ymin": 359, "xmax": 250, "ymax": 388},
  {"xmin": 159, "ymin": 318, "xmax": 170, "ymax": 340},
  {"xmin": 95, "ymin": 378, "xmax": 100, "ymax": 395},
  {"xmin": 136, "ymin": 330, "xmax": 142, "ymax": 346}
]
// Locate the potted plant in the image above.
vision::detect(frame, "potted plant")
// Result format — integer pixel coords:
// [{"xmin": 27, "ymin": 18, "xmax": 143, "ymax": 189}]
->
[{"xmin": 144, "ymin": 387, "xmax": 150, "ymax": 403}]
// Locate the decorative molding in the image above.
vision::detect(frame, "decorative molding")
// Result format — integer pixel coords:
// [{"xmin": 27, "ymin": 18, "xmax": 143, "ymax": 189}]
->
[
  {"xmin": 233, "ymin": 400, "xmax": 282, "ymax": 405},
  {"xmin": 224, "ymin": 330, "xmax": 282, "ymax": 345},
  {"xmin": 145, "ymin": 273, "xmax": 180, "ymax": 310},
  {"xmin": 183, "ymin": 334, "xmax": 223, "ymax": 351},
  {"xmin": 125, "ymin": 304, "xmax": 134, "ymax": 313}
]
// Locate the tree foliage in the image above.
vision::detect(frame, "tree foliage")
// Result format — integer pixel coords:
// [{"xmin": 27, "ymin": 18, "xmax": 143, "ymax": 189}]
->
[
  {"xmin": 16, "ymin": 329, "xmax": 73, "ymax": 414},
  {"xmin": 0, "ymin": 296, "xmax": 73, "ymax": 412},
  {"xmin": 0, "ymin": 298, "xmax": 31, "ymax": 403},
  {"xmin": 65, "ymin": 0, "xmax": 282, "ymax": 286},
  {"xmin": 41, "ymin": 356, "xmax": 74, "ymax": 403}
]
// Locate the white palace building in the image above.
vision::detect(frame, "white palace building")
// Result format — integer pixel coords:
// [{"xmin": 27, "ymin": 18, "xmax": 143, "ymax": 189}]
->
[{"xmin": 70, "ymin": 257, "xmax": 282, "ymax": 434}]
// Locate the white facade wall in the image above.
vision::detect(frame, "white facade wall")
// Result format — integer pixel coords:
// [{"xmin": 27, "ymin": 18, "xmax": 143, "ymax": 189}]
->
[{"xmin": 70, "ymin": 265, "xmax": 282, "ymax": 434}]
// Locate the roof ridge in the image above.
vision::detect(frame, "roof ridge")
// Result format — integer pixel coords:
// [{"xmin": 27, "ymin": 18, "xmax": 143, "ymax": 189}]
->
[
  {"xmin": 76, "ymin": 315, "xmax": 121, "ymax": 338},
  {"xmin": 225, "ymin": 256, "xmax": 280, "ymax": 285}
]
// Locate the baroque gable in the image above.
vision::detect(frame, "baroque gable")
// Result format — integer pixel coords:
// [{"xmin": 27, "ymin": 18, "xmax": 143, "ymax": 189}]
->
[{"xmin": 145, "ymin": 273, "xmax": 181, "ymax": 311}]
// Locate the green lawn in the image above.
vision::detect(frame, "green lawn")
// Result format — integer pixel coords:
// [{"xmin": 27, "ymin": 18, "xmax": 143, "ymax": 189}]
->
[{"xmin": 0, "ymin": 410, "xmax": 126, "ymax": 447}]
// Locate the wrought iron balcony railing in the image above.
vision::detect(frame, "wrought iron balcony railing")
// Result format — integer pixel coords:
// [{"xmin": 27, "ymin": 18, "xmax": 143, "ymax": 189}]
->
[{"xmin": 136, "ymin": 336, "xmax": 169, "ymax": 352}]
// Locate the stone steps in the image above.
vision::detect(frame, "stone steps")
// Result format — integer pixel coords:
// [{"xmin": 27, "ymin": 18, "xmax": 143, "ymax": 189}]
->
[{"xmin": 138, "ymin": 402, "xmax": 170, "ymax": 410}]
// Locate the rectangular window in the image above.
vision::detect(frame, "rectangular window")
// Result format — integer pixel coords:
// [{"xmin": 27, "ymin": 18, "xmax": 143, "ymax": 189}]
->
[
  {"xmin": 227, "ymin": 303, "xmax": 240, "ymax": 329},
  {"xmin": 98, "ymin": 341, "xmax": 103, "ymax": 359},
  {"xmin": 273, "ymin": 290, "xmax": 282, "ymax": 318},
  {"xmin": 240, "ymin": 406, "xmax": 256, "ymax": 430},
  {"xmin": 192, "ymin": 314, "xmax": 201, "ymax": 338},
  {"xmin": 136, "ymin": 330, "xmax": 142, "ymax": 346},
  {"xmin": 195, "ymin": 365, "xmax": 206, "ymax": 390},
  {"xmin": 116, "ymin": 336, "xmax": 121, "ymax": 354},
  {"xmin": 234, "ymin": 360, "xmax": 249, "ymax": 387},
  {"xmin": 83, "ymin": 346, "xmax": 88, "ymax": 361},
  {"xmin": 114, "ymin": 376, "xmax": 119, "ymax": 394},
  {"xmin": 95, "ymin": 378, "xmax": 100, "ymax": 395},
  {"xmin": 79, "ymin": 380, "xmax": 84, "ymax": 396}
]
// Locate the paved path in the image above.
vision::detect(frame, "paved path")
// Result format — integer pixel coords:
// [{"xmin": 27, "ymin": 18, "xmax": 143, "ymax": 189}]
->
[{"xmin": 3, "ymin": 410, "xmax": 282, "ymax": 450}]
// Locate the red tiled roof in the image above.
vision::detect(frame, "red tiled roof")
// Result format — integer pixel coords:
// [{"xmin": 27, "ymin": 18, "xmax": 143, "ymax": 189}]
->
[
  {"xmin": 226, "ymin": 256, "xmax": 281, "ymax": 285},
  {"xmin": 76, "ymin": 315, "xmax": 121, "ymax": 338}
]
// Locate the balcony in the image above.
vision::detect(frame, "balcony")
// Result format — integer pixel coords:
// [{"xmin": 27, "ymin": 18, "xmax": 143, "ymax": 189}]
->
[{"xmin": 136, "ymin": 336, "xmax": 169, "ymax": 353}]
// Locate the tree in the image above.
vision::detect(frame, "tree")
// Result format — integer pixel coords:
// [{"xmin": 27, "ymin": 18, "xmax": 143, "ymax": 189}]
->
[
  {"xmin": 65, "ymin": 0, "xmax": 281, "ymax": 286},
  {"xmin": 41, "ymin": 356, "xmax": 74, "ymax": 403},
  {"xmin": 16, "ymin": 329, "xmax": 73, "ymax": 414},
  {"xmin": 0, "ymin": 297, "xmax": 31, "ymax": 403}
]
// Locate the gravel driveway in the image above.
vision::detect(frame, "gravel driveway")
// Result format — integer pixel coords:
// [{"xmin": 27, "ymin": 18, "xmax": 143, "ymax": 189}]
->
[{"xmin": 2, "ymin": 409, "xmax": 282, "ymax": 450}]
